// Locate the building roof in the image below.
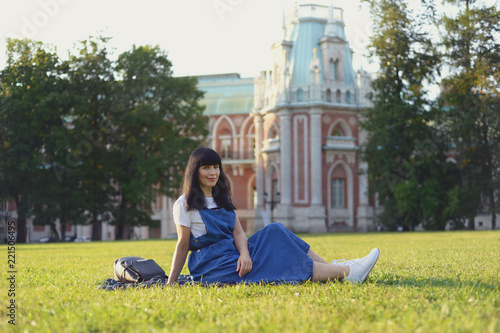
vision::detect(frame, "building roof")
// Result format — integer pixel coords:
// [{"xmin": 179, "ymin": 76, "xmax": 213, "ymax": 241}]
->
[
  {"xmin": 197, "ymin": 73, "xmax": 254, "ymax": 115},
  {"xmin": 287, "ymin": 3, "xmax": 357, "ymax": 87}
]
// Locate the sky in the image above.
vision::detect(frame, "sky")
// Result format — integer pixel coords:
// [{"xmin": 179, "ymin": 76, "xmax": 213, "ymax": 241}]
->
[{"xmin": 0, "ymin": 0, "xmax": 376, "ymax": 77}]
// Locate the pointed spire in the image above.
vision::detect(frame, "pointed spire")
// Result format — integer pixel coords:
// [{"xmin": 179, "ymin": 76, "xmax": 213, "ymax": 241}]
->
[
  {"xmin": 282, "ymin": 7, "xmax": 287, "ymax": 41},
  {"xmin": 329, "ymin": 0, "xmax": 334, "ymax": 21},
  {"xmin": 324, "ymin": 0, "xmax": 336, "ymax": 37}
]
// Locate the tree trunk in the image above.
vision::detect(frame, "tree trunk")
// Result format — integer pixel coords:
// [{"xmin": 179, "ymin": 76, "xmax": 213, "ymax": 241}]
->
[
  {"xmin": 481, "ymin": 115, "xmax": 496, "ymax": 230},
  {"xmin": 488, "ymin": 178, "xmax": 496, "ymax": 230},
  {"xmin": 14, "ymin": 196, "xmax": 27, "ymax": 243},
  {"xmin": 50, "ymin": 223, "xmax": 60, "ymax": 241},
  {"xmin": 115, "ymin": 223, "xmax": 124, "ymax": 240},
  {"xmin": 467, "ymin": 216, "xmax": 475, "ymax": 230},
  {"xmin": 16, "ymin": 217, "xmax": 27, "ymax": 243},
  {"xmin": 91, "ymin": 219, "xmax": 101, "ymax": 241},
  {"xmin": 60, "ymin": 222, "xmax": 67, "ymax": 241}
]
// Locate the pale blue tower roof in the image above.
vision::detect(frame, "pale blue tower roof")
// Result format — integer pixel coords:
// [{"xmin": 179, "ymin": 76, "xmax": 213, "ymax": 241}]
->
[
  {"xmin": 289, "ymin": 19, "xmax": 326, "ymax": 86},
  {"xmin": 287, "ymin": 4, "xmax": 357, "ymax": 87},
  {"xmin": 196, "ymin": 73, "xmax": 254, "ymax": 115}
]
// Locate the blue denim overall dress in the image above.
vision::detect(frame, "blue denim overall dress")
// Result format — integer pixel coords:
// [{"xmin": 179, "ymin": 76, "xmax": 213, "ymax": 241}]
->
[{"xmin": 187, "ymin": 208, "xmax": 313, "ymax": 284}]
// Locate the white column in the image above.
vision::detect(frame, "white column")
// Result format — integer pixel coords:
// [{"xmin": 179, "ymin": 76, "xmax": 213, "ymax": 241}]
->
[
  {"xmin": 255, "ymin": 114, "xmax": 264, "ymax": 204},
  {"xmin": 310, "ymin": 108, "xmax": 322, "ymax": 205},
  {"xmin": 254, "ymin": 113, "xmax": 265, "ymax": 231},
  {"xmin": 280, "ymin": 109, "xmax": 292, "ymax": 205},
  {"xmin": 307, "ymin": 108, "xmax": 327, "ymax": 233}
]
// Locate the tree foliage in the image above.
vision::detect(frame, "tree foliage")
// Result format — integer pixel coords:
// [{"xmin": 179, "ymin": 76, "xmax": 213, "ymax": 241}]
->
[
  {"xmin": 360, "ymin": 0, "xmax": 442, "ymax": 229},
  {"xmin": 438, "ymin": 0, "xmax": 500, "ymax": 229},
  {"xmin": 0, "ymin": 39, "xmax": 72, "ymax": 242},
  {"xmin": 0, "ymin": 37, "xmax": 207, "ymax": 242},
  {"xmin": 110, "ymin": 45, "xmax": 207, "ymax": 239},
  {"xmin": 362, "ymin": 0, "xmax": 500, "ymax": 230},
  {"xmin": 65, "ymin": 36, "xmax": 118, "ymax": 240}
]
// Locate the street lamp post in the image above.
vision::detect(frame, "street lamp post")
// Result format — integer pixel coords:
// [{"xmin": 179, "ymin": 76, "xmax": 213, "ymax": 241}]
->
[{"xmin": 263, "ymin": 191, "xmax": 281, "ymax": 223}]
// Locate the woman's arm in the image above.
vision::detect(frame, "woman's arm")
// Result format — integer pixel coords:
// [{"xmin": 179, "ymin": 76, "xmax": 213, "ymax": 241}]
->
[
  {"xmin": 233, "ymin": 215, "xmax": 252, "ymax": 277},
  {"xmin": 167, "ymin": 224, "xmax": 191, "ymax": 285}
]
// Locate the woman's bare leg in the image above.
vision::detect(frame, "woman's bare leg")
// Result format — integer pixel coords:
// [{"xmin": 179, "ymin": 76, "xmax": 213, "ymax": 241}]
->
[
  {"xmin": 307, "ymin": 249, "xmax": 329, "ymax": 264},
  {"xmin": 312, "ymin": 262, "xmax": 350, "ymax": 282}
]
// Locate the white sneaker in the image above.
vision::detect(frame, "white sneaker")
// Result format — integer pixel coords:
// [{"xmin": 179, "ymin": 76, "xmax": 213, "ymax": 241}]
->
[{"xmin": 340, "ymin": 248, "xmax": 380, "ymax": 284}]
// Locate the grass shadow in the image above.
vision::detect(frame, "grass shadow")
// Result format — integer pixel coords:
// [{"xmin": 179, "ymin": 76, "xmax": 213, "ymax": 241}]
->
[{"xmin": 375, "ymin": 276, "xmax": 498, "ymax": 290}]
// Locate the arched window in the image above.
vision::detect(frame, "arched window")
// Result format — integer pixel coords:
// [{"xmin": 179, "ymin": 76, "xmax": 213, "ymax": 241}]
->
[
  {"xmin": 297, "ymin": 88, "xmax": 304, "ymax": 102},
  {"xmin": 326, "ymin": 89, "xmax": 332, "ymax": 102},
  {"xmin": 220, "ymin": 136, "xmax": 231, "ymax": 158},
  {"xmin": 336, "ymin": 89, "xmax": 341, "ymax": 103},
  {"xmin": 346, "ymin": 90, "xmax": 351, "ymax": 104},
  {"xmin": 332, "ymin": 127, "xmax": 344, "ymax": 137},
  {"xmin": 331, "ymin": 165, "xmax": 347, "ymax": 208},
  {"xmin": 332, "ymin": 179, "xmax": 345, "ymax": 208},
  {"xmin": 329, "ymin": 120, "xmax": 352, "ymax": 138}
]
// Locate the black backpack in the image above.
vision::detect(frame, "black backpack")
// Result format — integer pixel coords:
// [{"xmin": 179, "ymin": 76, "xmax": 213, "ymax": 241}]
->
[{"xmin": 113, "ymin": 256, "xmax": 167, "ymax": 283}]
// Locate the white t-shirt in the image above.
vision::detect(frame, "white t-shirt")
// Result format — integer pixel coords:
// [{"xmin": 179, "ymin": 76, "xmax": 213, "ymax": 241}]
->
[{"xmin": 173, "ymin": 194, "xmax": 217, "ymax": 238}]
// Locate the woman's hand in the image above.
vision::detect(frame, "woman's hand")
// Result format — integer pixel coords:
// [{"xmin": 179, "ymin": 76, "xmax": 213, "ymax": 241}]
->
[
  {"xmin": 233, "ymin": 215, "xmax": 252, "ymax": 277},
  {"xmin": 236, "ymin": 253, "xmax": 253, "ymax": 277}
]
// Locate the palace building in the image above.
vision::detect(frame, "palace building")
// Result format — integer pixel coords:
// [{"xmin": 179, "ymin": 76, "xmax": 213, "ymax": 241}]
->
[
  {"xmin": 191, "ymin": 2, "xmax": 376, "ymax": 235},
  {"xmin": 24, "ymin": 2, "xmax": 378, "ymax": 242}
]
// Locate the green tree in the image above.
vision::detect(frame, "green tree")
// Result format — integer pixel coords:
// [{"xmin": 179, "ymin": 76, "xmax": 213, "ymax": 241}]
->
[
  {"xmin": 66, "ymin": 36, "xmax": 117, "ymax": 240},
  {"xmin": 1, "ymin": 37, "xmax": 209, "ymax": 242},
  {"xmin": 394, "ymin": 153, "xmax": 463, "ymax": 230},
  {"xmin": 0, "ymin": 39, "xmax": 71, "ymax": 243},
  {"xmin": 439, "ymin": 0, "xmax": 500, "ymax": 229},
  {"xmin": 29, "ymin": 57, "xmax": 88, "ymax": 241},
  {"xmin": 33, "ymin": 142, "xmax": 87, "ymax": 241},
  {"xmin": 111, "ymin": 45, "xmax": 207, "ymax": 239},
  {"xmin": 360, "ymin": 0, "xmax": 440, "ymax": 229}
]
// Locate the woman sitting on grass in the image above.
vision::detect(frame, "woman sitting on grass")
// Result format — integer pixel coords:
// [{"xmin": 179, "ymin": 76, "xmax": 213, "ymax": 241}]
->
[{"xmin": 167, "ymin": 147, "xmax": 380, "ymax": 285}]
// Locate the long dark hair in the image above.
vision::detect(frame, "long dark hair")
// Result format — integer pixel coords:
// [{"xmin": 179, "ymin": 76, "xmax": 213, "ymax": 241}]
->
[{"xmin": 182, "ymin": 147, "xmax": 236, "ymax": 211}]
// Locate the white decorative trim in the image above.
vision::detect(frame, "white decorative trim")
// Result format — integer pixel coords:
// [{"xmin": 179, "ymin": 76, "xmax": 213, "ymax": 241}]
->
[
  {"xmin": 229, "ymin": 164, "xmax": 244, "ymax": 176},
  {"xmin": 310, "ymin": 110, "xmax": 323, "ymax": 206},
  {"xmin": 326, "ymin": 151, "xmax": 356, "ymax": 165},
  {"xmin": 234, "ymin": 115, "xmax": 244, "ymax": 127},
  {"xmin": 327, "ymin": 118, "xmax": 352, "ymax": 137},
  {"xmin": 280, "ymin": 111, "xmax": 292, "ymax": 206},
  {"xmin": 293, "ymin": 115, "xmax": 309, "ymax": 204},
  {"xmin": 239, "ymin": 116, "xmax": 255, "ymax": 159},
  {"xmin": 323, "ymin": 114, "xmax": 332, "ymax": 124},
  {"xmin": 262, "ymin": 138, "xmax": 280, "ymax": 153}
]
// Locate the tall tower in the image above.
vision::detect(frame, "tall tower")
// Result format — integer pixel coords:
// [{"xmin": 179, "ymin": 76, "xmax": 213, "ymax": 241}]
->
[{"xmin": 253, "ymin": 2, "xmax": 374, "ymax": 232}]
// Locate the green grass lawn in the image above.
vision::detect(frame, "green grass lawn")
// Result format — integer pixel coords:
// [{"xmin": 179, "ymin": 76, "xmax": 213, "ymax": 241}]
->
[{"xmin": 2, "ymin": 230, "xmax": 499, "ymax": 332}]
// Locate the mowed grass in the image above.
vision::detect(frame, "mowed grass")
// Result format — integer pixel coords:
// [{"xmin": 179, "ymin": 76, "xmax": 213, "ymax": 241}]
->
[{"xmin": 1, "ymin": 230, "xmax": 499, "ymax": 333}]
